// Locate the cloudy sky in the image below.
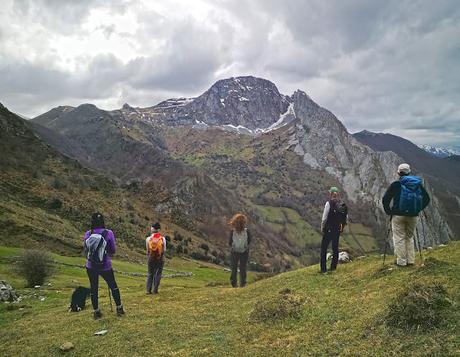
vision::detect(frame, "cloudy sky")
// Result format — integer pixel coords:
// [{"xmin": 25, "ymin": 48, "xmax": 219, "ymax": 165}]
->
[{"xmin": 1, "ymin": 0, "xmax": 459, "ymax": 146}]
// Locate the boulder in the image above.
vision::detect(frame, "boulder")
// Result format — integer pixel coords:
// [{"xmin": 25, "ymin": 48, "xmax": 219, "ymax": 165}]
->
[
  {"xmin": 0, "ymin": 280, "xmax": 19, "ymax": 302},
  {"xmin": 59, "ymin": 342, "xmax": 74, "ymax": 352}
]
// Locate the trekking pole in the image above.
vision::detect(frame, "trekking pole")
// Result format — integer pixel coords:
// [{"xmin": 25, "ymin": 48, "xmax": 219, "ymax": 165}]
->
[
  {"xmin": 421, "ymin": 211, "xmax": 431, "ymax": 246},
  {"xmin": 108, "ymin": 287, "xmax": 113, "ymax": 312},
  {"xmin": 382, "ymin": 216, "xmax": 393, "ymax": 267}
]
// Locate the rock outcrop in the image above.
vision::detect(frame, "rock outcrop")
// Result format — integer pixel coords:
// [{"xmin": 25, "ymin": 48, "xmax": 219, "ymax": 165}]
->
[
  {"xmin": 151, "ymin": 76, "xmax": 291, "ymax": 129},
  {"xmin": 288, "ymin": 91, "xmax": 451, "ymax": 245},
  {"xmin": 0, "ymin": 280, "xmax": 19, "ymax": 302}
]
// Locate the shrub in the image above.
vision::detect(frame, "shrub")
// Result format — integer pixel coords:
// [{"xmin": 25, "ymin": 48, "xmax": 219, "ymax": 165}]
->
[
  {"xmin": 173, "ymin": 232, "xmax": 184, "ymax": 241},
  {"xmin": 52, "ymin": 177, "xmax": 66, "ymax": 189},
  {"xmin": 199, "ymin": 243, "xmax": 209, "ymax": 252},
  {"xmin": 191, "ymin": 251, "xmax": 213, "ymax": 262},
  {"xmin": 385, "ymin": 282, "xmax": 452, "ymax": 330},
  {"xmin": 249, "ymin": 289, "xmax": 306, "ymax": 323},
  {"xmin": 15, "ymin": 250, "xmax": 55, "ymax": 287},
  {"xmin": 48, "ymin": 198, "xmax": 62, "ymax": 209}
]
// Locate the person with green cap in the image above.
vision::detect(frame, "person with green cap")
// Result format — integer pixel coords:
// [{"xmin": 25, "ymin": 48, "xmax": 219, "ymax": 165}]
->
[{"xmin": 319, "ymin": 186, "xmax": 348, "ymax": 273}]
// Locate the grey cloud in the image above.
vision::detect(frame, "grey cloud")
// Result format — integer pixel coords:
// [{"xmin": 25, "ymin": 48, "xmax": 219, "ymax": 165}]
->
[
  {"xmin": 126, "ymin": 20, "xmax": 225, "ymax": 92},
  {"xmin": 12, "ymin": 0, "xmax": 129, "ymax": 34},
  {"xmin": 1, "ymin": 0, "xmax": 459, "ymax": 146}
]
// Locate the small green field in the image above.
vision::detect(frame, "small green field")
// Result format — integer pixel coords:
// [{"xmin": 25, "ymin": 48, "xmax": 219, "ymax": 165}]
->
[{"xmin": 1, "ymin": 242, "xmax": 459, "ymax": 356}]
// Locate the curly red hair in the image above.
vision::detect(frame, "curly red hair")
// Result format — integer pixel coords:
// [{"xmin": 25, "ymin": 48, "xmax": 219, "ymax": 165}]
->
[{"xmin": 228, "ymin": 213, "xmax": 248, "ymax": 233}]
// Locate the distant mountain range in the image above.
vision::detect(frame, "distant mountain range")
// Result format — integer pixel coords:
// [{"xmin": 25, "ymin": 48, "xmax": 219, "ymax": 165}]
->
[
  {"xmin": 1, "ymin": 76, "xmax": 456, "ymax": 270},
  {"xmin": 418, "ymin": 144, "xmax": 460, "ymax": 158}
]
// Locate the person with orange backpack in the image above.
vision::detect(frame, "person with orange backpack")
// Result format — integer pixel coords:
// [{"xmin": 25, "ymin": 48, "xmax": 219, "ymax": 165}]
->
[{"xmin": 146, "ymin": 222, "xmax": 167, "ymax": 294}]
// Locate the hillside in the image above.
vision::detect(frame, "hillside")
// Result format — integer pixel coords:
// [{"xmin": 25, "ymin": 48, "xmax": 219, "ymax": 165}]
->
[
  {"xmin": 0, "ymin": 103, "xmax": 219, "ymax": 261},
  {"xmin": 0, "ymin": 242, "xmax": 458, "ymax": 356}
]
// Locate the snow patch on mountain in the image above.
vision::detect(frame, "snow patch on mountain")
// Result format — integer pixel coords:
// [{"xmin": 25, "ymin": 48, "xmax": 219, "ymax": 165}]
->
[
  {"xmin": 419, "ymin": 144, "xmax": 460, "ymax": 157},
  {"xmin": 218, "ymin": 102, "xmax": 296, "ymax": 136}
]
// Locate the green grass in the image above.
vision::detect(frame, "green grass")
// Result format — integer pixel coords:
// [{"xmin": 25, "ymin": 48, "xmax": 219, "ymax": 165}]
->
[
  {"xmin": 1, "ymin": 243, "xmax": 458, "ymax": 356},
  {"xmin": 255, "ymin": 204, "xmax": 321, "ymax": 247}
]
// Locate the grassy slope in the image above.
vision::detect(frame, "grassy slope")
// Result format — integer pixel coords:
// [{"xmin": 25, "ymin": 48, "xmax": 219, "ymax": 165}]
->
[
  {"xmin": 1, "ymin": 243, "xmax": 458, "ymax": 356},
  {"xmin": 0, "ymin": 105, "xmax": 226, "ymax": 262}
]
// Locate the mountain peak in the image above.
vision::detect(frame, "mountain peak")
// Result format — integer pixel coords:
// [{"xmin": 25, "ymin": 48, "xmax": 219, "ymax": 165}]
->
[
  {"xmin": 213, "ymin": 75, "xmax": 278, "ymax": 89},
  {"xmin": 77, "ymin": 103, "xmax": 99, "ymax": 110},
  {"xmin": 161, "ymin": 76, "xmax": 291, "ymax": 130},
  {"xmin": 355, "ymin": 130, "xmax": 378, "ymax": 137}
]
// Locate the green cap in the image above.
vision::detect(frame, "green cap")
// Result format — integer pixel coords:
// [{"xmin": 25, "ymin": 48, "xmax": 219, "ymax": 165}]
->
[{"xmin": 329, "ymin": 186, "xmax": 340, "ymax": 193}]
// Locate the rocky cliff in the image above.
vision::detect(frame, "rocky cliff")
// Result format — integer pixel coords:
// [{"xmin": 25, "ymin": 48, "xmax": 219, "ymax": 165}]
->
[{"xmin": 288, "ymin": 91, "xmax": 452, "ymax": 245}]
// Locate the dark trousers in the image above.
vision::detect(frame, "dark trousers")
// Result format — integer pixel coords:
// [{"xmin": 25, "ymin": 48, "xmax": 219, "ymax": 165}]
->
[
  {"xmin": 230, "ymin": 251, "xmax": 248, "ymax": 287},
  {"xmin": 146, "ymin": 258, "xmax": 164, "ymax": 293},
  {"xmin": 86, "ymin": 268, "xmax": 121, "ymax": 310},
  {"xmin": 320, "ymin": 229, "xmax": 340, "ymax": 273}
]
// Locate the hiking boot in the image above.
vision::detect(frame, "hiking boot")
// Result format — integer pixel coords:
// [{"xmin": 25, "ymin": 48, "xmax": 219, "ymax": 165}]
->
[
  {"xmin": 93, "ymin": 309, "xmax": 102, "ymax": 320},
  {"xmin": 240, "ymin": 283, "xmax": 246, "ymax": 288},
  {"xmin": 116, "ymin": 305, "xmax": 125, "ymax": 316}
]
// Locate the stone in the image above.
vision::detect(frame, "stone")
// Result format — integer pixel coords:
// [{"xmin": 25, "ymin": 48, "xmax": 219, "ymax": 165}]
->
[
  {"xmin": 94, "ymin": 329, "xmax": 108, "ymax": 336},
  {"xmin": 59, "ymin": 342, "xmax": 74, "ymax": 352},
  {"xmin": 0, "ymin": 280, "xmax": 19, "ymax": 302}
]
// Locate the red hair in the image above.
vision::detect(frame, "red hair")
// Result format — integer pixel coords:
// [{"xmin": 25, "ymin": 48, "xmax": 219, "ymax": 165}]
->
[{"xmin": 228, "ymin": 213, "xmax": 247, "ymax": 233}]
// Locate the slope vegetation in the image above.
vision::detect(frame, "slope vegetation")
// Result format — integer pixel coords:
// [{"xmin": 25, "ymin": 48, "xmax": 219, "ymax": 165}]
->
[
  {"xmin": 0, "ymin": 103, "xmax": 213, "ymax": 259},
  {"xmin": 0, "ymin": 242, "xmax": 458, "ymax": 356}
]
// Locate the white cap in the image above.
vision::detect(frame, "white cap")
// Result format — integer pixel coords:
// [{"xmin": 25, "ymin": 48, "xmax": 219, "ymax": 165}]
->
[{"xmin": 397, "ymin": 163, "xmax": 411, "ymax": 175}]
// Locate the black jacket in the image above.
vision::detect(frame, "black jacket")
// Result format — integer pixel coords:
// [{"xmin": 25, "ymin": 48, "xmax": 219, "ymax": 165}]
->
[{"xmin": 382, "ymin": 180, "xmax": 430, "ymax": 216}]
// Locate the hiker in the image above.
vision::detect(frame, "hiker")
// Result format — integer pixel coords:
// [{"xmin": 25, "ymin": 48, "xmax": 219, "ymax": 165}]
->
[
  {"xmin": 228, "ymin": 213, "xmax": 252, "ymax": 287},
  {"xmin": 146, "ymin": 222, "xmax": 167, "ymax": 294},
  {"xmin": 382, "ymin": 163, "xmax": 430, "ymax": 266},
  {"xmin": 320, "ymin": 187, "xmax": 348, "ymax": 273},
  {"xmin": 84, "ymin": 212, "xmax": 124, "ymax": 319}
]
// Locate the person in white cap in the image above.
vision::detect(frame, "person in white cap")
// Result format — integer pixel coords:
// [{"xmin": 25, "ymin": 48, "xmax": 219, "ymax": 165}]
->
[{"xmin": 382, "ymin": 163, "xmax": 430, "ymax": 266}]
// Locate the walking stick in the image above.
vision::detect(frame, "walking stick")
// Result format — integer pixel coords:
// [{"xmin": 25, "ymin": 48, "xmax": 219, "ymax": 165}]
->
[
  {"xmin": 421, "ymin": 211, "xmax": 430, "ymax": 246},
  {"xmin": 382, "ymin": 216, "xmax": 393, "ymax": 267},
  {"xmin": 108, "ymin": 286, "xmax": 113, "ymax": 312}
]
